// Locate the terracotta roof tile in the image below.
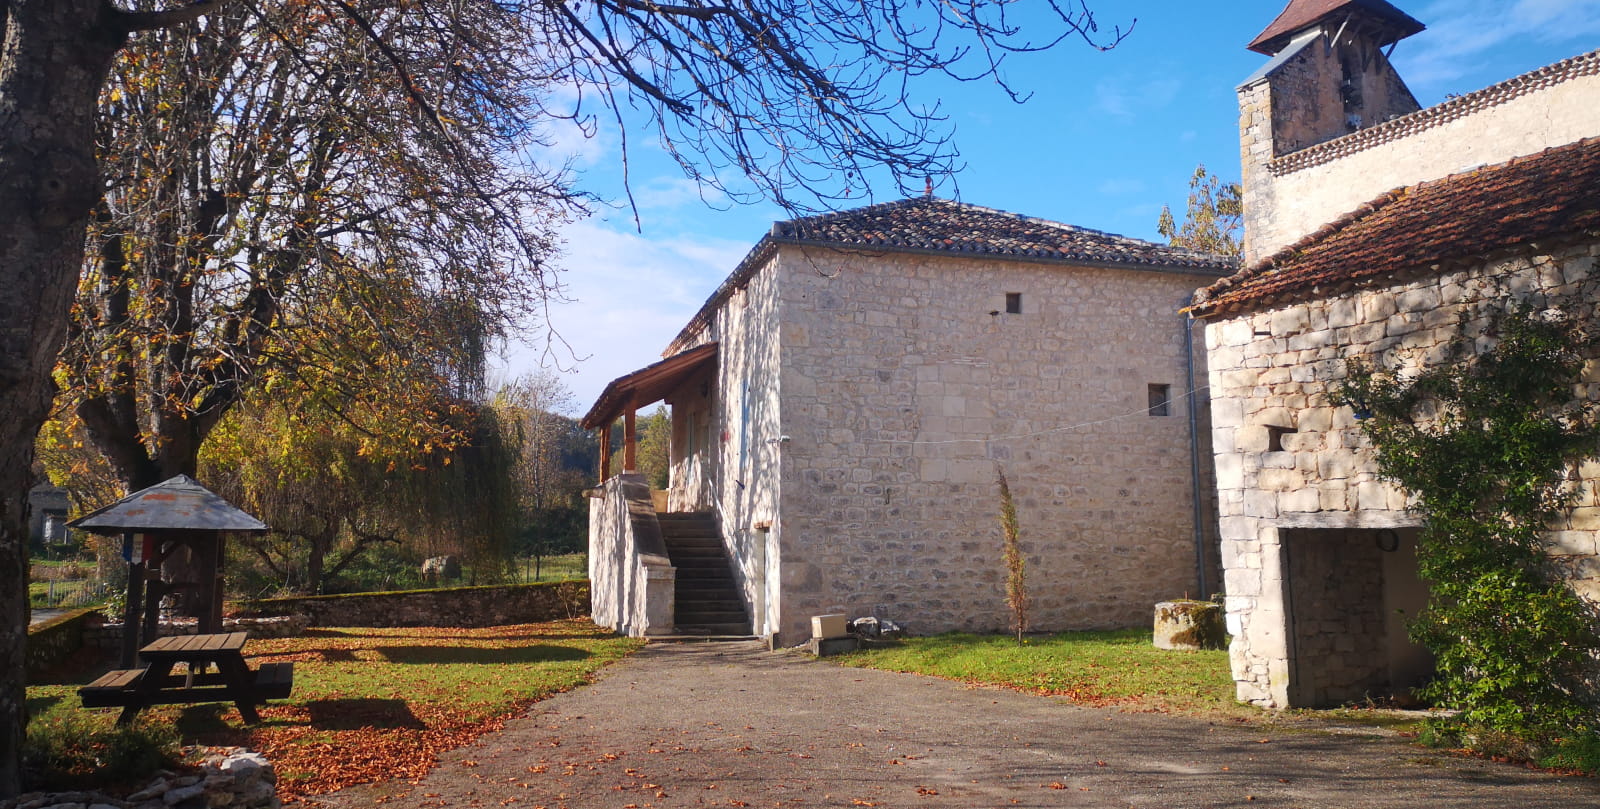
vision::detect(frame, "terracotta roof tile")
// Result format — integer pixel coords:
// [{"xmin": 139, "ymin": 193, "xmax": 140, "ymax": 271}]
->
[
  {"xmin": 1190, "ymin": 137, "xmax": 1600, "ymax": 317},
  {"xmin": 666, "ymin": 197, "xmax": 1235, "ymax": 355},
  {"xmin": 1248, "ymin": 0, "xmax": 1424, "ymax": 55},
  {"xmin": 774, "ymin": 197, "xmax": 1234, "ymax": 271}
]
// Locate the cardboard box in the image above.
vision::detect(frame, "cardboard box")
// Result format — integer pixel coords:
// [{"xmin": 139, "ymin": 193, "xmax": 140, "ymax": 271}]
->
[{"xmin": 811, "ymin": 614, "xmax": 848, "ymax": 639}]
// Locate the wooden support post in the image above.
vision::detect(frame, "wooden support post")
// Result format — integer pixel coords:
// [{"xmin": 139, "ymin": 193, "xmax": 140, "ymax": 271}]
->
[
  {"xmin": 121, "ymin": 533, "xmax": 144, "ymax": 669},
  {"xmin": 624, "ymin": 406, "xmax": 638, "ymax": 473},
  {"xmin": 599, "ymin": 424, "xmax": 612, "ymax": 481}
]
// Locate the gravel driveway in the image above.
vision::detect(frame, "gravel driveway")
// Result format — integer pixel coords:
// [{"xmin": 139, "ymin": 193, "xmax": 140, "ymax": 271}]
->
[{"xmin": 304, "ymin": 640, "xmax": 1598, "ymax": 809}]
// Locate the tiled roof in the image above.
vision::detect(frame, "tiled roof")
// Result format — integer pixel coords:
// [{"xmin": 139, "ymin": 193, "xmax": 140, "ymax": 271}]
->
[
  {"xmin": 1248, "ymin": 0, "xmax": 1424, "ymax": 55},
  {"xmin": 665, "ymin": 197, "xmax": 1235, "ymax": 356},
  {"xmin": 1190, "ymin": 137, "xmax": 1600, "ymax": 318},
  {"xmin": 773, "ymin": 197, "xmax": 1235, "ymax": 270}
]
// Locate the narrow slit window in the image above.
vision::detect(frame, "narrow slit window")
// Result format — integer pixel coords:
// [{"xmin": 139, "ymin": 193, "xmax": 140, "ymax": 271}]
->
[
  {"xmin": 1005, "ymin": 292, "xmax": 1022, "ymax": 314},
  {"xmin": 1147, "ymin": 384, "xmax": 1171, "ymax": 417},
  {"xmin": 1266, "ymin": 425, "xmax": 1296, "ymax": 452}
]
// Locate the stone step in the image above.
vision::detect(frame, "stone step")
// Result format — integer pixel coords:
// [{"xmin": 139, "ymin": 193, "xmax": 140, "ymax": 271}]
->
[
  {"xmin": 674, "ymin": 622, "xmax": 753, "ymax": 635},
  {"xmin": 675, "ymin": 592, "xmax": 742, "ymax": 604},
  {"xmin": 668, "ymin": 556, "xmax": 733, "ymax": 567},
  {"xmin": 677, "ymin": 604, "xmax": 746, "ymax": 617},
  {"xmin": 666, "ymin": 553, "xmax": 730, "ymax": 565},
  {"xmin": 662, "ymin": 535, "xmax": 720, "ymax": 544},
  {"xmin": 653, "ymin": 513, "xmax": 751, "ymax": 637}
]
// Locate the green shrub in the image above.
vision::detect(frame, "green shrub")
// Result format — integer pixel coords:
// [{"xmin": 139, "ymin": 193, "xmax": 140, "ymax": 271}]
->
[
  {"xmin": 1537, "ymin": 732, "xmax": 1600, "ymax": 774},
  {"xmin": 1336, "ymin": 302, "xmax": 1600, "ymax": 746},
  {"xmin": 23, "ymin": 711, "xmax": 181, "ymax": 792}
]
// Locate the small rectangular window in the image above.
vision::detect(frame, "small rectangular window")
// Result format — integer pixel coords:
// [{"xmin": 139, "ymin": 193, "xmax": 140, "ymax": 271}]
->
[
  {"xmin": 1148, "ymin": 384, "xmax": 1171, "ymax": 417},
  {"xmin": 1005, "ymin": 292, "xmax": 1022, "ymax": 314}
]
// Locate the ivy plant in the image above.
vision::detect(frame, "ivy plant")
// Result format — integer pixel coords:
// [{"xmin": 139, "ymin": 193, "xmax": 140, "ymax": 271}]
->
[{"xmin": 1335, "ymin": 302, "xmax": 1600, "ymax": 744}]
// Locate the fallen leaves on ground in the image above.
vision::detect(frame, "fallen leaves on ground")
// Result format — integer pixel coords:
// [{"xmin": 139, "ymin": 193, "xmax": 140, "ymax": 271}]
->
[{"xmin": 182, "ymin": 619, "xmax": 640, "ymax": 802}]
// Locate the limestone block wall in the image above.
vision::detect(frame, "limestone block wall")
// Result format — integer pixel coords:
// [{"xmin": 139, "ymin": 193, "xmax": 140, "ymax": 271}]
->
[
  {"xmin": 1207, "ymin": 243, "xmax": 1600, "ymax": 706},
  {"xmin": 675, "ymin": 255, "xmax": 785, "ymax": 638},
  {"xmin": 1241, "ymin": 49, "xmax": 1600, "ymax": 264},
  {"xmin": 666, "ymin": 363, "xmax": 717, "ymax": 512},
  {"xmin": 771, "ymin": 246, "xmax": 1220, "ymax": 644},
  {"xmin": 587, "ymin": 474, "xmax": 673, "ymax": 637}
]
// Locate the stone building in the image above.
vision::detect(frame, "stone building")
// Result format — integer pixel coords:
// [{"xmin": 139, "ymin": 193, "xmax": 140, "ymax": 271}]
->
[
  {"xmin": 585, "ymin": 196, "xmax": 1233, "ymax": 643},
  {"xmin": 1189, "ymin": 0, "xmax": 1600, "ymax": 708},
  {"xmin": 28, "ymin": 482, "xmax": 69, "ymax": 550}
]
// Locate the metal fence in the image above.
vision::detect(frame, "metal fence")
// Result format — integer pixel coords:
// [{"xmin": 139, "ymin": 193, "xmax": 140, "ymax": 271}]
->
[{"xmin": 30, "ymin": 579, "xmax": 111, "ymax": 609}]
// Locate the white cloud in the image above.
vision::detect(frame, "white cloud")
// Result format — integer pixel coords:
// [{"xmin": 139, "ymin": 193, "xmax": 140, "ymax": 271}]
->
[
  {"xmin": 1398, "ymin": 0, "xmax": 1600, "ymax": 87},
  {"xmin": 492, "ymin": 217, "xmax": 752, "ymax": 413},
  {"xmin": 1093, "ymin": 76, "xmax": 1181, "ymax": 121},
  {"xmin": 630, "ymin": 176, "xmax": 729, "ymax": 212},
  {"xmin": 1096, "ymin": 177, "xmax": 1147, "ymax": 195}
]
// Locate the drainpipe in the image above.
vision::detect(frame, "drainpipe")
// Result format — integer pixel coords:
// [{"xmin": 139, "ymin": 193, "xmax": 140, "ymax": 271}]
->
[{"xmin": 1183, "ymin": 297, "xmax": 1210, "ymax": 597}]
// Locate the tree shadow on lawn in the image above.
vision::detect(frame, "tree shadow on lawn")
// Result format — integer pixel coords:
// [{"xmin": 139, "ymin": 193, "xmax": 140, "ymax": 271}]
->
[
  {"xmin": 247, "ymin": 646, "xmax": 361, "ymax": 663},
  {"xmin": 371, "ymin": 644, "xmax": 592, "ymax": 665},
  {"xmin": 303, "ymin": 698, "xmax": 427, "ymax": 730},
  {"xmin": 177, "ymin": 697, "xmax": 426, "ymax": 741},
  {"xmin": 25, "ymin": 694, "xmax": 63, "ymax": 717}
]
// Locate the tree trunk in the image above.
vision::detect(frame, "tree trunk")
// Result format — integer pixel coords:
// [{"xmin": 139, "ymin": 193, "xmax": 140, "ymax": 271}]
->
[
  {"xmin": 0, "ymin": 0, "xmax": 127, "ymax": 795},
  {"xmin": 305, "ymin": 529, "xmax": 333, "ymax": 595}
]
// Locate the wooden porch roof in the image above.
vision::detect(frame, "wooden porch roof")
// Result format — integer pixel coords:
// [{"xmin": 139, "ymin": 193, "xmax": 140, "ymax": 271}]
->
[{"xmin": 580, "ymin": 343, "xmax": 718, "ymax": 430}]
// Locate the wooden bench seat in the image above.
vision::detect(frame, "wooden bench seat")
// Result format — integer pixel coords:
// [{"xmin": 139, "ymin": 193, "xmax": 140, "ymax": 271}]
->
[
  {"xmin": 77, "ymin": 662, "xmax": 294, "ymax": 709},
  {"xmin": 255, "ymin": 661, "xmax": 294, "ymax": 699},
  {"xmin": 78, "ymin": 668, "xmax": 147, "ymax": 708}
]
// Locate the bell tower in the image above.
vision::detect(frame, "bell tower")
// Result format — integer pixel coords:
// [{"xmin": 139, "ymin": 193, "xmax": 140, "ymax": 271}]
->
[{"xmin": 1238, "ymin": 0, "xmax": 1425, "ymax": 263}]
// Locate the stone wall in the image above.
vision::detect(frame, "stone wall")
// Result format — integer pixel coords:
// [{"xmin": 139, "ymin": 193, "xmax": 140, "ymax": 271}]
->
[
  {"xmin": 1281, "ymin": 527, "xmax": 1388, "ymax": 707},
  {"xmin": 83, "ymin": 615, "xmax": 310, "ymax": 652},
  {"xmin": 239, "ymin": 580, "xmax": 588, "ymax": 628},
  {"xmin": 1241, "ymin": 44, "xmax": 1600, "ymax": 264},
  {"xmin": 668, "ymin": 252, "xmax": 785, "ymax": 638},
  {"xmin": 24, "ymin": 607, "xmax": 97, "ymax": 679},
  {"xmin": 1206, "ymin": 243, "xmax": 1600, "ymax": 706},
  {"xmin": 587, "ymin": 474, "xmax": 675, "ymax": 637},
  {"xmin": 768, "ymin": 247, "xmax": 1221, "ymax": 643}
]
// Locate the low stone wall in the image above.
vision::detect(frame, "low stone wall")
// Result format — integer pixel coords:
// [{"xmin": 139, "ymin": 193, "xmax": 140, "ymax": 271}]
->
[
  {"xmin": 83, "ymin": 616, "xmax": 311, "ymax": 651},
  {"xmin": 25, "ymin": 607, "xmax": 99, "ymax": 678},
  {"xmin": 2, "ymin": 748, "xmax": 279, "ymax": 809},
  {"xmin": 588, "ymin": 474, "xmax": 675, "ymax": 638},
  {"xmin": 237, "ymin": 580, "xmax": 589, "ymax": 628}
]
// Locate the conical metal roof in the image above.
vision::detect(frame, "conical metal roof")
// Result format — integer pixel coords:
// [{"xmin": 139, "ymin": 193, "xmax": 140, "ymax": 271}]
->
[
  {"xmin": 1248, "ymin": 0, "xmax": 1425, "ymax": 55},
  {"xmin": 69, "ymin": 475, "xmax": 267, "ymax": 534}
]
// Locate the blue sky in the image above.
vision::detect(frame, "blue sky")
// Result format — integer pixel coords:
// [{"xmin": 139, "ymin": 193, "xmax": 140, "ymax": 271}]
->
[{"xmin": 497, "ymin": 0, "xmax": 1600, "ymax": 413}]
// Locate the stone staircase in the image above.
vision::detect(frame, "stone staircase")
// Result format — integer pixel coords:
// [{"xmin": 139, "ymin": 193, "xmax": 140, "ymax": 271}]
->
[{"xmin": 657, "ymin": 512, "xmax": 752, "ymax": 636}]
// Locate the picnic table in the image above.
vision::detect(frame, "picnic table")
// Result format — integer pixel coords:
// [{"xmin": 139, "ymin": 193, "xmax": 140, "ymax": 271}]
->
[{"xmin": 79, "ymin": 631, "xmax": 293, "ymax": 725}]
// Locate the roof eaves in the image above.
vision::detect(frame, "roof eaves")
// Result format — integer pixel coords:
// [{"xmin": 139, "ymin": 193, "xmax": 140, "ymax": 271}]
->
[{"xmin": 1239, "ymin": 29, "xmax": 1321, "ymax": 89}]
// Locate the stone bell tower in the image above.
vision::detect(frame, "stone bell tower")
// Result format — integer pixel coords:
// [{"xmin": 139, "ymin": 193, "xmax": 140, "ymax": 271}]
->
[{"xmin": 1238, "ymin": 0, "xmax": 1425, "ymax": 263}]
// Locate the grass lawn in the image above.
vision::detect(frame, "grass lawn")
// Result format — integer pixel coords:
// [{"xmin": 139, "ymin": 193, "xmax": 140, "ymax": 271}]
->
[
  {"xmin": 26, "ymin": 618, "xmax": 642, "ymax": 801},
  {"xmin": 836, "ymin": 629, "xmax": 1258, "ymax": 720},
  {"xmin": 512, "ymin": 552, "xmax": 586, "ymax": 583}
]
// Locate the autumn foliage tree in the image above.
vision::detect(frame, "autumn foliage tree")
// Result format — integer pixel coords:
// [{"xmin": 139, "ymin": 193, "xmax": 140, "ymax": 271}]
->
[
  {"xmin": 57, "ymin": 2, "xmax": 567, "ymax": 615},
  {"xmin": 493, "ymin": 373, "xmax": 594, "ymax": 578},
  {"xmin": 205, "ymin": 393, "xmax": 518, "ymax": 596},
  {"xmin": 1157, "ymin": 164, "xmax": 1243, "ymax": 258}
]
